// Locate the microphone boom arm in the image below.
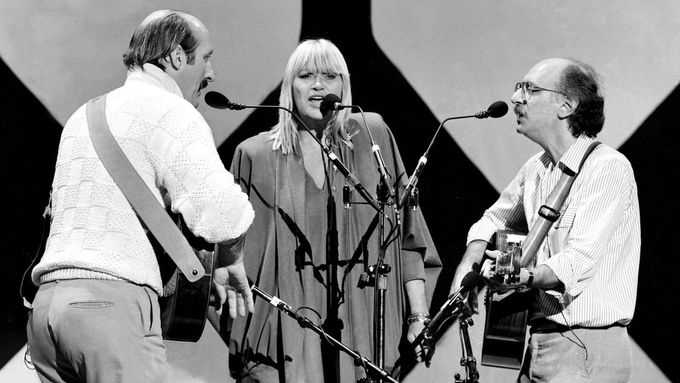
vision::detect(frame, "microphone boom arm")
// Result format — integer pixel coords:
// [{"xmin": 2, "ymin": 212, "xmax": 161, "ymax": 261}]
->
[
  {"xmin": 397, "ymin": 101, "xmax": 508, "ymax": 210},
  {"xmin": 251, "ymin": 284, "xmax": 399, "ymax": 383},
  {"xmin": 397, "ymin": 114, "xmax": 469, "ymax": 209}
]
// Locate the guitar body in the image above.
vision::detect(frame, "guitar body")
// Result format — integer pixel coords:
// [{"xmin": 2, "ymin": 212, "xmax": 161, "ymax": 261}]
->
[
  {"xmin": 481, "ymin": 289, "xmax": 532, "ymax": 369},
  {"xmin": 159, "ymin": 249, "xmax": 216, "ymax": 342},
  {"xmin": 481, "ymin": 230, "xmax": 531, "ymax": 370},
  {"xmin": 157, "ymin": 214, "xmax": 217, "ymax": 342}
]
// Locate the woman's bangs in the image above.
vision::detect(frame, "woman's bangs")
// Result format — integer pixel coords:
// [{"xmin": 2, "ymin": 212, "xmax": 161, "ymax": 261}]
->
[{"xmin": 295, "ymin": 46, "xmax": 343, "ymax": 76}]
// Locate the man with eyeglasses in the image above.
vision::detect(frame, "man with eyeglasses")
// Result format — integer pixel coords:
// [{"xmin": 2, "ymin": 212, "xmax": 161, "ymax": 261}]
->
[{"xmin": 449, "ymin": 58, "xmax": 640, "ymax": 382}]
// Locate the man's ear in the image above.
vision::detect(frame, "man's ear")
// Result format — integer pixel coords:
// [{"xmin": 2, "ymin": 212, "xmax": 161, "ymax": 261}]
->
[
  {"xmin": 558, "ymin": 96, "xmax": 579, "ymax": 120},
  {"xmin": 167, "ymin": 46, "xmax": 184, "ymax": 71}
]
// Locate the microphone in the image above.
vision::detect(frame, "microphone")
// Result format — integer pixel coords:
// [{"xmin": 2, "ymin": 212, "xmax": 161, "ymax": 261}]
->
[
  {"xmin": 320, "ymin": 93, "xmax": 350, "ymax": 115},
  {"xmin": 205, "ymin": 91, "xmax": 246, "ymax": 110},
  {"xmin": 397, "ymin": 101, "xmax": 508, "ymax": 209},
  {"xmin": 475, "ymin": 100, "xmax": 509, "ymax": 119},
  {"xmin": 205, "ymin": 91, "xmax": 381, "ymax": 212},
  {"xmin": 418, "ymin": 271, "xmax": 484, "ymax": 365},
  {"xmin": 429, "ymin": 271, "xmax": 483, "ymax": 331}
]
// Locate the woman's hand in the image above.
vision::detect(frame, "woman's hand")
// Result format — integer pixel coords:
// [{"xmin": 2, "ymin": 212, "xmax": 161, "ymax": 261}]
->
[{"xmin": 407, "ymin": 315, "xmax": 428, "ymax": 361}]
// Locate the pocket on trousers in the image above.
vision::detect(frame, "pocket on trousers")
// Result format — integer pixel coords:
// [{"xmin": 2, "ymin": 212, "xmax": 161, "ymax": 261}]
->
[
  {"xmin": 68, "ymin": 301, "xmax": 115, "ymax": 309},
  {"xmin": 142, "ymin": 286, "xmax": 159, "ymax": 334}
]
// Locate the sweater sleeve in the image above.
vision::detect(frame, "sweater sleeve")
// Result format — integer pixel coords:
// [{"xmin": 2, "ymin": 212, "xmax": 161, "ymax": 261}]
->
[{"xmin": 153, "ymin": 104, "xmax": 254, "ymax": 243}]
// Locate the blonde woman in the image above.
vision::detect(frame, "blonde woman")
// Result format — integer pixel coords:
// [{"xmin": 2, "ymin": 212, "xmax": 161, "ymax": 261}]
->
[{"xmin": 227, "ymin": 38, "xmax": 440, "ymax": 383}]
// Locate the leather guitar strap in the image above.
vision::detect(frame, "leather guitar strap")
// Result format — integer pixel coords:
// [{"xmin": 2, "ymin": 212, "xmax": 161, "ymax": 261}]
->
[
  {"xmin": 520, "ymin": 140, "xmax": 601, "ymax": 268},
  {"xmin": 86, "ymin": 95, "xmax": 205, "ymax": 282}
]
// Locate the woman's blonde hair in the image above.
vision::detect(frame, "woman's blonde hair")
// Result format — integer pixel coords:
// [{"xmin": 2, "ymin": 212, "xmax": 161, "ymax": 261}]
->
[{"xmin": 269, "ymin": 39, "xmax": 354, "ymax": 154}]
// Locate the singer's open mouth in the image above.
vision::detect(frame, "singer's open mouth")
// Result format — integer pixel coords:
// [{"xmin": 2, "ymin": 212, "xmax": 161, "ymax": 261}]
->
[
  {"xmin": 309, "ymin": 95, "xmax": 324, "ymax": 101},
  {"xmin": 198, "ymin": 79, "xmax": 209, "ymax": 92}
]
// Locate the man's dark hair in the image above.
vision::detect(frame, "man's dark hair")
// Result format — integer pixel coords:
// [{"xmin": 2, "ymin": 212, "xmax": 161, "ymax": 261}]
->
[
  {"xmin": 122, "ymin": 11, "xmax": 200, "ymax": 70},
  {"xmin": 557, "ymin": 60, "xmax": 605, "ymax": 138}
]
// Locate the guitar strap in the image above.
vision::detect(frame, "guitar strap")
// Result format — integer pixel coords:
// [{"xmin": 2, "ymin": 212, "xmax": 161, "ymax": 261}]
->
[
  {"xmin": 519, "ymin": 140, "xmax": 601, "ymax": 268},
  {"xmin": 86, "ymin": 95, "xmax": 205, "ymax": 282}
]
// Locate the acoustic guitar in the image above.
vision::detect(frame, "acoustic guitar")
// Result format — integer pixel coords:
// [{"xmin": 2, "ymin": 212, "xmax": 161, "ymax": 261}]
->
[
  {"xmin": 480, "ymin": 230, "xmax": 533, "ymax": 370},
  {"xmin": 157, "ymin": 215, "xmax": 219, "ymax": 342}
]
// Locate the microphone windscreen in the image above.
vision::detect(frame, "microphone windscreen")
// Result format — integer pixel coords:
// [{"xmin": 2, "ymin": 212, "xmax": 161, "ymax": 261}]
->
[
  {"xmin": 320, "ymin": 94, "xmax": 342, "ymax": 115},
  {"xmin": 205, "ymin": 91, "xmax": 230, "ymax": 109},
  {"xmin": 487, "ymin": 101, "xmax": 509, "ymax": 118},
  {"xmin": 460, "ymin": 271, "xmax": 484, "ymax": 291}
]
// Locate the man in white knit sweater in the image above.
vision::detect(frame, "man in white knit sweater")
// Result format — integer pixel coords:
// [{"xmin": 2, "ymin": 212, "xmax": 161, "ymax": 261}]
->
[{"xmin": 26, "ymin": 10, "xmax": 255, "ymax": 383}]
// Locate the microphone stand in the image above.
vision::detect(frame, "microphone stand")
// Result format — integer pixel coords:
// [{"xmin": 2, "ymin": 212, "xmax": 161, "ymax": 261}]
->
[
  {"xmin": 322, "ymin": 135, "xmax": 342, "ymax": 383},
  {"xmin": 455, "ymin": 313, "xmax": 480, "ymax": 383},
  {"xmin": 330, "ymin": 104, "xmax": 400, "ymax": 383},
  {"xmin": 322, "ymin": 101, "xmax": 401, "ymax": 383},
  {"xmin": 414, "ymin": 296, "xmax": 479, "ymax": 383},
  {"xmin": 250, "ymin": 283, "xmax": 400, "ymax": 383},
  {"xmin": 413, "ymin": 272, "xmax": 482, "ymax": 381},
  {"xmin": 356, "ymin": 108, "xmax": 396, "ymax": 382}
]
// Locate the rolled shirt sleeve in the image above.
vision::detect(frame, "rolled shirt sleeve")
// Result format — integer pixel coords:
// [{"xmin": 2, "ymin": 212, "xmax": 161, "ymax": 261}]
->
[{"xmin": 542, "ymin": 155, "xmax": 636, "ymax": 298}]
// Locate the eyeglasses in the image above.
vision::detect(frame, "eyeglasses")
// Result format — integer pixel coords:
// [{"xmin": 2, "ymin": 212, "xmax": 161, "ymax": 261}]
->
[{"xmin": 515, "ymin": 81, "xmax": 566, "ymax": 101}]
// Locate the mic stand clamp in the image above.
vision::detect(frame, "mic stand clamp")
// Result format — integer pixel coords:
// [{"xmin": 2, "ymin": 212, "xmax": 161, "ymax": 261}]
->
[
  {"xmin": 357, "ymin": 263, "xmax": 391, "ymax": 289},
  {"xmin": 401, "ymin": 187, "xmax": 420, "ymax": 211}
]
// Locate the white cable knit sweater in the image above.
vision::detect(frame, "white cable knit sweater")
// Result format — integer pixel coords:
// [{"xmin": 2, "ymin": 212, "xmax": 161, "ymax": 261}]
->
[{"xmin": 32, "ymin": 64, "xmax": 254, "ymax": 294}]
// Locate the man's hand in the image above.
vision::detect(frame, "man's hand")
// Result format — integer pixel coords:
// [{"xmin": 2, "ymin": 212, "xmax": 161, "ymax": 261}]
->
[
  {"xmin": 212, "ymin": 260, "xmax": 254, "ymax": 318},
  {"xmin": 213, "ymin": 234, "xmax": 253, "ymax": 318},
  {"xmin": 481, "ymin": 250, "xmax": 525, "ymax": 293}
]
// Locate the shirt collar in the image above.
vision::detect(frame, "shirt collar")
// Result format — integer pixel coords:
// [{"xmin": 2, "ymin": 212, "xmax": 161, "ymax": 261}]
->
[
  {"xmin": 125, "ymin": 63, "xmax": 183, "ymax": 99},
  {"xmin": 535, "ymin": 135, "xmax": 596, "ymax": 175},
  {"xmin": 558, "ymin": 135, "xmax": 597, "ymax": 174}
]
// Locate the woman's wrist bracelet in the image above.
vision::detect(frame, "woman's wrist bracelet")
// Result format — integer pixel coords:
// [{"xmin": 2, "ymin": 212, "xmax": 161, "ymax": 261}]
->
[{"xmin": 407, "ymin": 312, "xmax": 431, "ymax": 325}]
